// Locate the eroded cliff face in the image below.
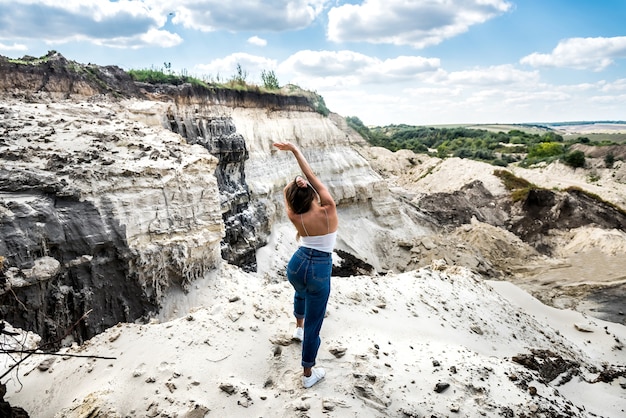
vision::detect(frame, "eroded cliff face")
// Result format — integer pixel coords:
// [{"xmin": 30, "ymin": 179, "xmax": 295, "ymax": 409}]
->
[
  {"xmin": 0, "ymin": 86, "xmax": 429, "ymax": 345},
  {"xmin": 231, "ymin": 108, "xmax": 434, "ymax": 275},
  {"xmin": 145, "ymin": 90, "xmax": 434, "ymax": 275},
  {"xmin": 164, "ymin": 105, "xmax": 265, "ymax": 272},
  {"xmin": 0, "ymin": 97, "xmax": 224, "ymax": 345}
]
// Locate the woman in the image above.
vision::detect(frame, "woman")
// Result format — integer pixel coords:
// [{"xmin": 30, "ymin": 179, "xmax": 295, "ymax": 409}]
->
[{"xmin": 273, "ymin": 141, "xmax": 338, "ymax": 388}]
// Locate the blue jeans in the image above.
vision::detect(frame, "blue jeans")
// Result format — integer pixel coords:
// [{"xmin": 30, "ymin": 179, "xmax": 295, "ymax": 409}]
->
[{"xmin": 287, "ymin": 246, "xmax": 332, "ymax": 368}]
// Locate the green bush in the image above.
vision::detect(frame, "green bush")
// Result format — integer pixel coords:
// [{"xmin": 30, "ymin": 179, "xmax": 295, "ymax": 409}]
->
[
  {"xmin": 128, "ymin": 68, "xmax": 206, "ymax": 87},
  {"xmin": 562, "ymin": 150, "xmax": 585, "ymax": 168},
  {"xmin": 527, "ymin": 142, "xmax": 564, "ymax": 159},
  {"xmin": 261, "ymin": 69, "xmax": 280, "ymax": 90},
  {"xmin": 230, "ymin": 63, "xmax": 248, "ymax": 86}
]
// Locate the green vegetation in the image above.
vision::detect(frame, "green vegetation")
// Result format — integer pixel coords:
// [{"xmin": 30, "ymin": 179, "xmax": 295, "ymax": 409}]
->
[
  {"xmin": 493, "ymin": 169, "xmax": 539, "ymax": 202},
  {"xmin": 527, "ymin": 142, "xmax": 564, "ymax": 159},
  {"xmin": 261, "ymin": 69, "xmax": 280, "ymax": 90},
  {"xmin": 346, "ymin": 118, "xmax": 626, "ymax": 168},
  {"xmin": 605, "ymin": 153, "xmax": 615, "ymax": 168},
  {"xmin": 128, "ymin": 62, "xmax": 208, "ymax": 87},
  {"xmin": 128, "ymin": 62, "xmax": 329, "ymax": 116},
  {"xmin": 562, "ymin": 150, "xmax": 586, "ymax": 168},
  {"xmin": 7, "ymin": 50, "xmax": 60, "ymax": 65},
  {"xmin": 311, "ymin": 93, "xmax": 330, "ymax": 116}
]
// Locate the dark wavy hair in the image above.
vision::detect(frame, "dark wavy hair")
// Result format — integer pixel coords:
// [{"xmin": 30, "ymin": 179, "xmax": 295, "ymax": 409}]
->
[{"xmin": 285, "ymin": 179, "xmax": 316, "ymax": 214}]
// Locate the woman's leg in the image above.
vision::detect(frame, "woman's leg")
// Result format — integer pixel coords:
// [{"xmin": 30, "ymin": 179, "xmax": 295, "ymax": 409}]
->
[
  {"xmin": 301, "ymin": 255, "xmax": 331, "ymax": 370},
  {"xmin": 293, "ymin": 291, "xmax": 306, "ymax": 323},
  {"xmin": 287, "ymin": 249, "xmax": 307, "ymax": 339}
]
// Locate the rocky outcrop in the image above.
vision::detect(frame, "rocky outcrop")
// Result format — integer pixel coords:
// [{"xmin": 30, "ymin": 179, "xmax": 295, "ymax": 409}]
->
[
  {"xmin": 509, "ymin": 187, "xmax": 626, "ymax": 254},
  {"xmin": 165, "ymin": 107, "xmax": 266, "ymax": 272},
  {"xmin": 126, "ymin": 87, "xmax": 432, "ymax": 275},
  {"xmin": 0, "ymin": 51, "xmax": 141, "ymax": 98},
  {"xmin": 416, "ymin": 180, "xmax": 510, "ymax": 227}
]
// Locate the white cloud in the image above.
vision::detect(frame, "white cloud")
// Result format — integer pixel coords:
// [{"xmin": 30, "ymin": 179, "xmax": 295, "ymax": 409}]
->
[
  {"xmin": 0, "ymin": 0, "xmax": 175, "ymax": 48},
  {"xmin": 0, "ymin": 42, "xmax": 28, "ymax": 52},
  {"xmin": 281, "ymin": 50, "xmax": 440, "ymax": 85},
  {"xmin": 162, "ymin": 0, "xmax": 327, "ymax": 32},
  {"xmin": 327, "ymin": 0, "xmax": 512, "ymax": 48},
  {"xmin": 520, "ymin": 36, "xmax": 626, "ymax": 71},
  {"xmin": 445, "ymin": 65, "xmax": 540, "ymax": 86},
  {"xmin": 319, "ymin": 58, "xmax": 626, "ymax": 125},
  {"xmin": 603, "ymin": 78, "xmax": 626, "ymax": 92},
  {"xmin": 138, "ymin": 29, "xmax": 183, "ymax": 48},
  {"xmin": 248, "ymin": 36, "xmax": 268, "ymax": 47}
]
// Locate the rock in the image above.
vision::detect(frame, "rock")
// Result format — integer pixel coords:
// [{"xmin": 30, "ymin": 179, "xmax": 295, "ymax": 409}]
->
[
  {"xmin": 294, "ymin": 401, "xmax": 310, "ymax": 411},
  {"xmin": 219, "ymin": 383, "xmax": 237, "ymax": 395},
  {"xmin": 273, "ymin": 345, "xmax": 282, "ymax": 357},
  {"xmin": 434, "ymin": 382, "xmax": 450, "ymax": 393},
  {"xmin": 37, "ymin": 357, "xmax": 55, "ymax": 372},
  {"xmin": 183, "ymin": 404, "xmax": 210, "ymax": 418},
  {"xmin": 574, "ymin": 323, "xmax": 594, "ymax": 333},
  {"xmin": 421, "ymin": 236, "xmax": 437, "ymax": 250},
  {"xmin": 470, "ymin": 325, "xmax": 484, "ymax": 335},
  {"xmin": 329, "ymin": 346, "xmax": 347, "ymax": 358}
]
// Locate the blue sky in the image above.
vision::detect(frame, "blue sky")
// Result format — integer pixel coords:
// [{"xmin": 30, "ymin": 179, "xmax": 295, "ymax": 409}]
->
[{"xmin": 0, "ymin": 0, "xmax": 625, "ymax": 126}]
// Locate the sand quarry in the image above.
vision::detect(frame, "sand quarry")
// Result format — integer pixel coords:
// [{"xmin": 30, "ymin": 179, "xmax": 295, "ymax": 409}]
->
[{"xmin": 1, "ymin": 102, "xmax": 626, "ymax": 416}]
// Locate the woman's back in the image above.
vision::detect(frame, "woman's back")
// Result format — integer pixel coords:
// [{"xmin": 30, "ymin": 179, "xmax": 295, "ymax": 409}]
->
[{"xmin": 288, "ymin": 202, "xmax": 338, "ymax": 238}]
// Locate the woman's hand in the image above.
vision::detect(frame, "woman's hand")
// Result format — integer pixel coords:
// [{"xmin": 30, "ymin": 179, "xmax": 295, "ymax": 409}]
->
[{"xmin": 273, "ymin": 142, "xmax": 296, "ymax": 152}]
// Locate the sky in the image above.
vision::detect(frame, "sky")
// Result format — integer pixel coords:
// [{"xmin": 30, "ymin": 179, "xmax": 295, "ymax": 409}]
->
[{"xmin": 0, "ymin": 0, "xmax": 625, "ymax": 126}]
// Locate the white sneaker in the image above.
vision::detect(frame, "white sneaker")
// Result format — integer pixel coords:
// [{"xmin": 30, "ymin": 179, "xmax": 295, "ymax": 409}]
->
[
  {"xmin": 292, "ymin": 327, "xmax": 304, "ymax": 341},
  {"xmin": 302, "ymin": 367, "xmax": 325, "ymax": 388}
]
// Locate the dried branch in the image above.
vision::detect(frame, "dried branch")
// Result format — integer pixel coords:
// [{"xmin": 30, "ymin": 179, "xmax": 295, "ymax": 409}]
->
[{"xmin": 1, "ymin": 309, "xmax": 104, "ymax": 383}]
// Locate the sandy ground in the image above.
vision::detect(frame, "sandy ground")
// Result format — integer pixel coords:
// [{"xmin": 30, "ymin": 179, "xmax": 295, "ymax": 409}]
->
[{"xmin": 2, "ymin": 259, "xmax": 625, "ymax": 418}]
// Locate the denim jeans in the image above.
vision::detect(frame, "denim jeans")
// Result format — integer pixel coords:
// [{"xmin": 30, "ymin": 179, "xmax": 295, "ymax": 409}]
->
[{"xmin": 287, "ymin": 246, "xmax": 332, "ymax": 368}]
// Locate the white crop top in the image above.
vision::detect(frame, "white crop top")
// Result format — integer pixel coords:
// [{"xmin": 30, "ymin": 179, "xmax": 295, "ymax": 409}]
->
[
  {"xmin": 300, "ymin": 231, "xmax": 337, "ymax": 254},
  {"xmin": 299, "ymin": 207, "xmax": 337, "ymax": 253}
]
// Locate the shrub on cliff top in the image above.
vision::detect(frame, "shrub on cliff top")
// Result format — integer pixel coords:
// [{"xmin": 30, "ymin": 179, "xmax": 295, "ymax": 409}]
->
[
  {"xmin": 128, "ymin": 67, "xmax": 207, "ymax": 87},
  {"xmin": 261, "ymin": 69, "xmax": 280, "ymax": 90}
]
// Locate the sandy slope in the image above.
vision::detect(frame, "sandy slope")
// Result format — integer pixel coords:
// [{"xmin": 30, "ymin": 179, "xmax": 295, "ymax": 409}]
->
[
  {"xmin": 360, "ymin": 146, "xmax": 626, "ymax": 322},
  {"xmin": 3, "ymin": 261, "xmax": 625, "ymax": 418}
]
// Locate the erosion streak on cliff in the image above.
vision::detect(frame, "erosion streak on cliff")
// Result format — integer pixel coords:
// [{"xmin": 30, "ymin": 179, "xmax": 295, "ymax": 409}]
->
[{"xmin": 164, "ymin": 105, "xmax": 265, "ymax": 272}]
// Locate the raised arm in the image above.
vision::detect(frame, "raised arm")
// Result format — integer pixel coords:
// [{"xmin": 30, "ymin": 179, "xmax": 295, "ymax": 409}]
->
[{"xmin": 273, "ymin": 142, "xmax": 335, "ymax": 208}]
